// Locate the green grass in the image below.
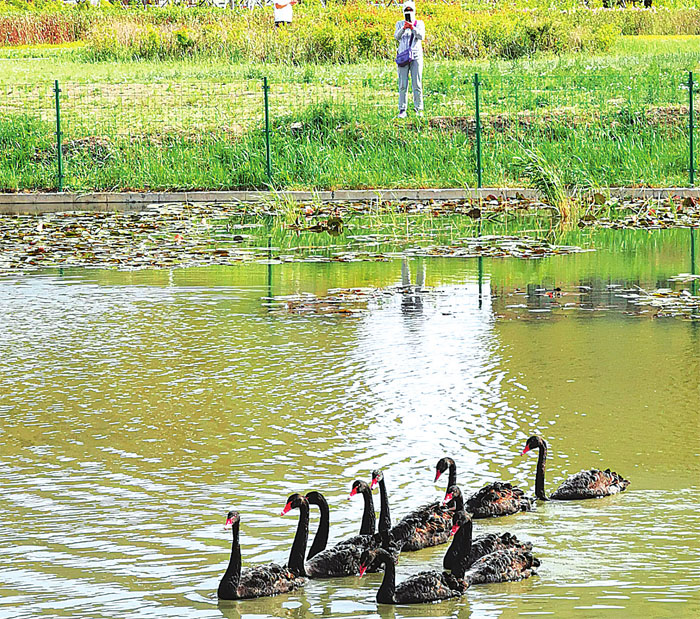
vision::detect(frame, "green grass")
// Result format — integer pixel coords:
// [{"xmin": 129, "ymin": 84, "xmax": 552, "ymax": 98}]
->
[{"xmin": 1, "ymin": 34, "xmax": 698, "ymax": 192}]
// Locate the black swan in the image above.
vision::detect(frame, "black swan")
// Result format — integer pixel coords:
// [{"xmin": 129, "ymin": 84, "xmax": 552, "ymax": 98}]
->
[
  {"xmin": 373, "ymin": 468, "xmax": 452, "ymax": 552},
  {"xmin": 443, "ymin": 485, "xmax": 533, "ymax": 568},
  {"xmin": 217, "ymin": 502, "xmax": 307, "ymax": 600},
  {"xmin": 370, "ymin": 470, "xmax": 391, "ymax": 535},
  {"xmin": 522, "ymin": 435, "xmax": 630, "ymax": 500},
  {"xmin": 347, "ymin": 479, "xmax": 376, "ymax": 540},
  {"xmin": 359, "ymin": 547, "xmax": 466, "ymax": 604},
  {"xmin": 445, "ymin": 510, "xmax": 540, "ymax": 585},
  {"xmin": 435, "ymin": 456, "xmax": 533, "ymax": 519},
  {"xmin": 296, "ymin": 485, "xmax": 389, "ymax": 578}
]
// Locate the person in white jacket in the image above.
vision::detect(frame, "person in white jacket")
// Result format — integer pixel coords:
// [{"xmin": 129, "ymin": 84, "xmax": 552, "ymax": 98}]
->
[
  {"xmin": 394, "ymin": 0, "xmax": 425, "ymax": 118},
  {"xmin": 274, "ymin": 0, "xmax": 297, "ymax": 27}
]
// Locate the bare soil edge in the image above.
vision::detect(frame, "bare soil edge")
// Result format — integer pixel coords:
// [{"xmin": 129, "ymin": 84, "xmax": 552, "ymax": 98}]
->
[{"xmin": 2, "ymin": 187, "xmax": 700, "ymax": 215}]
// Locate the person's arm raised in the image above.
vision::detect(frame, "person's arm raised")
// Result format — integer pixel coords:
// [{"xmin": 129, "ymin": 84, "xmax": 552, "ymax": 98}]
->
[{"xmin": 413, "ymin": 20, "xmax": 425, "ymax": 40}]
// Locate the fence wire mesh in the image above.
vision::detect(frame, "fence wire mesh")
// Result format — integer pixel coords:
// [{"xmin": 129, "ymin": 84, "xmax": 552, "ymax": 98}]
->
[{"xmin": 1, "ymin": 73, "xmax": 697, "ymax": 192}]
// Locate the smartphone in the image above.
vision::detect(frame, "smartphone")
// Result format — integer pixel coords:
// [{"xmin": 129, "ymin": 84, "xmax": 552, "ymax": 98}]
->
[{"xmin": 404, "ymin": 12, "xmax": 412, "ymax": 23}]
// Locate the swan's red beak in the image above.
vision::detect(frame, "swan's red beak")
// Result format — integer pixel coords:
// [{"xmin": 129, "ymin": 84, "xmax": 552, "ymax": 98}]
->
[
  {"xmin": 359, "ymin": 564, "xmax": 368, "ymax": 577},
  {"xmin": 349, "ymin": 487, "xmax": 358, "ymax": 498},
  {"xmin": 521, "ymin": 445, "xmax": 531, "ymax": 455},
  {"xmin": 224, "ymin": 517, "xmax": 234, "ymax": 530},
  {"xmin": 443, "ymin": 492, "xmax": 453, "ymax": 505},
  {"xmin": 451, "ymin": 523, "xmax": 460, "ymax": 536},
  {"xmin": 434, "ymin": 470, "xmax": 442, "ymax": 482},
  {"xmin": 370, "ymin": 477, "xmax": 378, "ymax": 489},
  {"xmin": 281, "ymin": 502, "xmax": 292, "ymax": 516}
]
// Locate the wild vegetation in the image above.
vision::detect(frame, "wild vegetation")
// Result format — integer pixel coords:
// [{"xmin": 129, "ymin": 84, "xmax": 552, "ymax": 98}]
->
[
  {"xmin": 2, "ymin": 2, "xmax": 700, "ymax": 196},
  {"xmin": 2, "ymin": 1, "xmax": 700, "ymax": 62}
]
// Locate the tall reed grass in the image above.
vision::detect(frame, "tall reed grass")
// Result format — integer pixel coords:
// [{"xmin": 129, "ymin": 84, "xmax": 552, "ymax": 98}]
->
[{"xmin": 3, "ymin": 2, "xmax": 700, "ymax": 62}]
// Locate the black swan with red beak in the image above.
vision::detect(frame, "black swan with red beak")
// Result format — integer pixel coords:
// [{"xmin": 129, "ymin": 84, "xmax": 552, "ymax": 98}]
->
[
  {"xmin": 217, "ymin": 497, "xmax": 307, "ymax": 600},
  {"xmin": 294, "ymin": 483, "xmax": 392, "ymax": 578},
  {"xmin": 358, "ymin": 536, "xmax": 467, "ymax": 603},
  {"xmin": 372, "ymin": 468, "xmax": 452, "ymax": 551},
  {"xmin": 444, "ymin": 510, "xmax": 540, "ymax": 585},
  {"xmin": 522, "ymin": 435, "xmax": 630, "ymax": 500},
  {"xmin": 443, "ymin": 485, "xmax": 533, "ymax": 568},
  {"xmin": 436, "ymin": 456, "xmax": 534, "ymax": 519},
  {"xmin": 359, "ymin": 509, "xmax": 540, "ymax": 603}
]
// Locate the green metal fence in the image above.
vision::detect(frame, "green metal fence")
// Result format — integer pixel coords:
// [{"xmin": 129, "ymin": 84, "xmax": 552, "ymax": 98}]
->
[{"xmin": 0, "ymin": 72, "xmax": 697, "ymax": 192}]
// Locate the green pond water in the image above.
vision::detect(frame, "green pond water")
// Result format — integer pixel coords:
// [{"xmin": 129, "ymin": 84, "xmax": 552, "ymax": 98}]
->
[{"xmin": 0, "ymin": 222, "xmax": 699, "ymax": 619}]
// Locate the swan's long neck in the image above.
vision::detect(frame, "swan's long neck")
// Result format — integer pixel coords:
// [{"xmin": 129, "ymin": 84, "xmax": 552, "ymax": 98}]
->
[
  {"xmin": 360, "ymin": 487, "xmax": 376, "ymax": 536},
  {"xmin": 217, "ymin": 521, "xmax": 241, "ymax": 598},
  {"xmin": 444, "ymin": 515, "xmax": 472, "ymax": 579},
  {"xmin": 307, "ymin": 496, "xmax": 329, "ymax": 560},
  {"xmin": 288, "ymin": 502, "xmax": 309, "ymax": 577},
  {"xmin": 451, "ymin": 491, "xmax": 464, "ymax": 524},
  {"xmin": 535, "ymin": 441, "xmax": 549, "ymax": 501},
  {"xmin": 375, "ymin": 549, "xmax": 396, "ymax": 604},
  {"xmin": 448, "ymin": 460, "xmax": 457, "ymax": 489},
  {"xmin": 378, "ymin": 478, "xmax": 391, "ymax": 535}
]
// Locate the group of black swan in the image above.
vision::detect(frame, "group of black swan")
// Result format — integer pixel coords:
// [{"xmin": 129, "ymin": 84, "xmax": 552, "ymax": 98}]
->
[{"xmin": 217, "ymin": 435, "xmax": 630, "ymax": 604}]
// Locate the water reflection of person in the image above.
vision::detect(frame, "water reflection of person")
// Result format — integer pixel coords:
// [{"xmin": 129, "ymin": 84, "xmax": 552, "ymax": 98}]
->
[{"xmin": 400, "ymin": 256, "xmax": 426, "ymax": 316}]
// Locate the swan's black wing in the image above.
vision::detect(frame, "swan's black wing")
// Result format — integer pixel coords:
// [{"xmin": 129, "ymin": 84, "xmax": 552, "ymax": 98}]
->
[
  {"xmin": 465, "ymin": 549, "xmax": 540, "ymax": 585},
  {"xmin": 551, "ymin": 468, "xmax": 630, "ymax": 500},
  {"xmin": 236, "ymin": 563, "xmax": 305, "ymax": 599},
  {"xmin": 465, "ymin": 482, "xmax": 534, "ymax": 518},
  {"xmin": 391, "ymin": 501, "xmax": 452, "ymax": 551},
  {"xmin": 394, "ymin": 570, "xmax": 466, "ymax": 604},
  {"xmin": 335, "ymin": 533, "xmax": 374, "ymax": 549},
  {"xmin": 469, "ymin": 532, "xmax": 532, "ymax": 566},
  {"xmin": 305, "ymin": 544, "xmax": 363, "ymax": 578}
]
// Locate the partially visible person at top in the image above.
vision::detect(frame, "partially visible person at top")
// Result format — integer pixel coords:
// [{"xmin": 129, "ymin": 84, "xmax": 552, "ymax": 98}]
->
[
  {"xmin": 274, "ymin": 0, "xmax": 297, "ymax": 27},
  {"xmin": 394, "ymin": 0, "xmax": 425, "ymax": 119}
]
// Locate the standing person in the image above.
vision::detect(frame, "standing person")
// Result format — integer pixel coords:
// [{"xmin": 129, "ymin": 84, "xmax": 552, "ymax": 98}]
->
[
  {"xmin": 394, "ymin": 0, "xmax": 425, "ymax": 119},
  {"xmin": 274, "ymin": 0, "xmax": 297, "ymax": 27}
]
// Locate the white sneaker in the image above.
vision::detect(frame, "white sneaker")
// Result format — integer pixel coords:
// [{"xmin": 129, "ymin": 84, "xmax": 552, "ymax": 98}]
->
[
  {"xmin": 416, "ymin": 110, "xmax": 424, "ymax": 117},
  {"xmin": 398, "ymin": 111, "xmax": 407, "ymax": 119}
]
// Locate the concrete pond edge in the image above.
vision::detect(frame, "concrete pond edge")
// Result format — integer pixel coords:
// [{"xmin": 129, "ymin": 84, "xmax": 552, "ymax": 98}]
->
[{"xmin": 2, "ymin": 187, "xmax": 700, "ymax": 214}]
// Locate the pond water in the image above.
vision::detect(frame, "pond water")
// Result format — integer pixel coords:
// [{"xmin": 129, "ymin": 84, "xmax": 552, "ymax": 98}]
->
[{"xmin": 0, "ymin": 223, "xmax": 698, "ymax": 619}]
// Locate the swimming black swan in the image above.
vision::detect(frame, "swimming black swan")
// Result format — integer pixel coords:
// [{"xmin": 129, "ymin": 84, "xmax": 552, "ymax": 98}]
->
[
  {"xmin": 217, "ymin": 501, "xmax": 307, "ymax": 600},
  {"xmin": 436, "ymin": 456, "xmax": 533, "ymax": 519},
  {"xmin": 373, "ymin": 468, "xmax": 452, "ymax": 551},
  {"xmin": 444, "ymin": 510, "xmax": 540, "ymax": 585},
  {"xmin": 295, "ymin": 484, "xmax": 389, "ymax": 578},
  {"xmin": 306, "ymin": 484, "xmax": 377, "ymax": 555},
  {"xmin": 359, "ymin": 547, "xmax": 466, "ymax": 604},
  {"xmin": 370, "ymin": 470, "xmax": 391, "ymax": 535},
  {"xmin": 443, "ymin": 485, "xmax": 533, "ymax": 568},
  {"xmin": 347, "ymin": 479, "xmax": 376, "ymax": 540},
  {"xmin": 522, "ymin": 435, "xmax": 630, "ymax": 500}
]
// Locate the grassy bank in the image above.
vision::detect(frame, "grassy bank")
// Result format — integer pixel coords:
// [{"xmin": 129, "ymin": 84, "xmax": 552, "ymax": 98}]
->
[
  {"xmin": 3, "ymin": 1, "xmax": 700, "ymax": 63},
  {"xmin": 0, "ymin": 70, "xmax": 692, "ymax": 192},
  {"xmin": 2, "ymin": 8, "xmax": 699, "ymax": 193}
]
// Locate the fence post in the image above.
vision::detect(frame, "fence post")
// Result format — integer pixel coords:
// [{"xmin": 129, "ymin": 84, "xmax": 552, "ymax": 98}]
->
[
  {"xmin": 474, "ymin": 73, "xmax": 482, "ymax": 189},
  {"xmin": 54, "ymin": 79, "xmax": 64, "ymax": 192},
  {"xmin": 689, "ymin": 71, "xmax": 695, "ymax": 187},
  {"xmin": 262, "ymin": 77, "xmax": 272, "ymax": 185}
]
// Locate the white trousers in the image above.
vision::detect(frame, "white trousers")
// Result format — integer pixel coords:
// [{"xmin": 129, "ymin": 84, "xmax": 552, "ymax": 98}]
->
[{"xmin": 398, "ymin": 57, "xmax": 423, "ymax": 113}]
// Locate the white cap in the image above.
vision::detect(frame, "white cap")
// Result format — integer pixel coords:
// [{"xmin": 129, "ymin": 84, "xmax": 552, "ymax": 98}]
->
[{"xmin": 403, "ymin": 1, "xmax": 415, "ymax": 12}]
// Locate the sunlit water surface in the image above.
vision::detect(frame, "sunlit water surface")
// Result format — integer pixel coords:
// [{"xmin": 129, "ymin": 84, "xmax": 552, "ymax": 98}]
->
[{"xmin": 1, "ymin": 227, "xmax": 699, "ymax": 619}]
